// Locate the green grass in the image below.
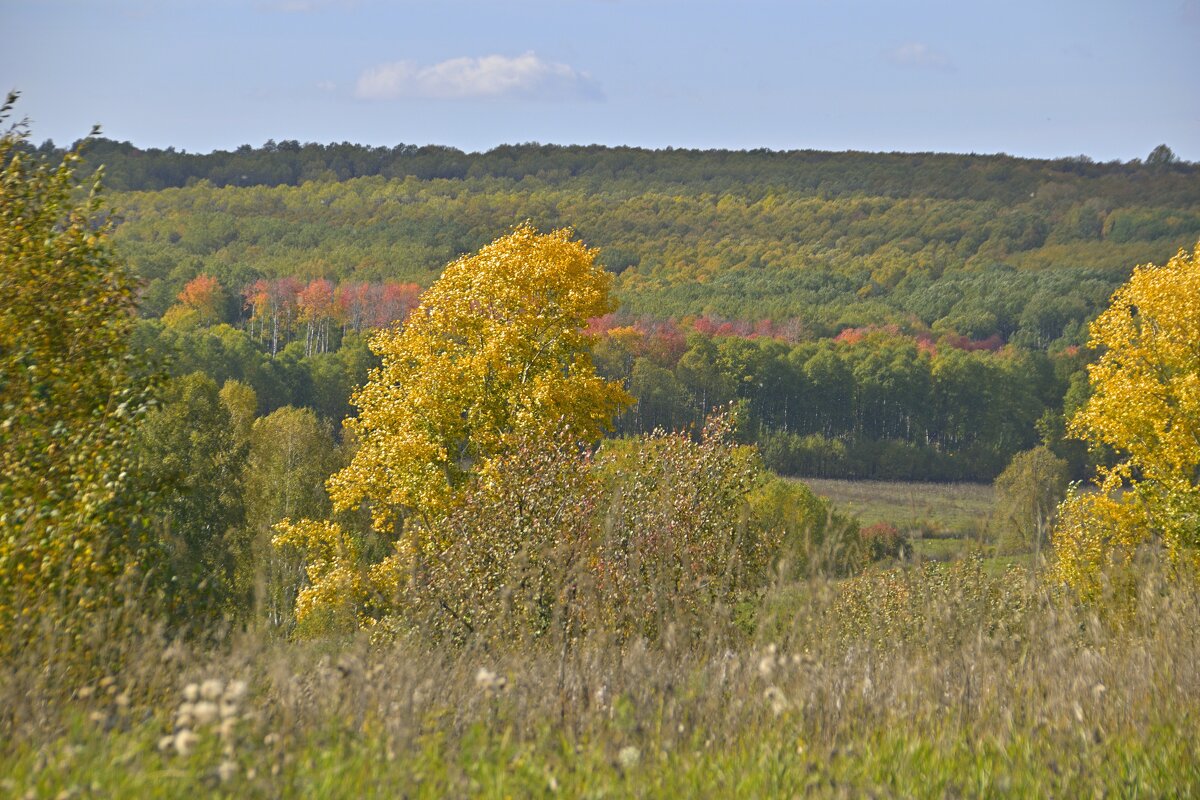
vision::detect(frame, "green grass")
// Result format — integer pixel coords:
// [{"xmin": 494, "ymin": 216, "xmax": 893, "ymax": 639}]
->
[
  {"xmin": 797, "ymin": 477, "xmax": 996, "ymax": 562},
  {"xmin": 798, "ymin": 478, "xmax": 993, "ymax": 535},
  {"xmin": 5, "ymin": 559, "xmax": 1200, "ymax": 798},
  {"xmin": 5, "ymin": 712, "xmax": 1198, "ymax": 798}
]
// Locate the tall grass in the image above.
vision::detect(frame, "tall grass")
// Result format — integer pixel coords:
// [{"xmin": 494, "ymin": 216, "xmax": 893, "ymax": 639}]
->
[{"xmin": 3, "ymin": 555, "xmax": 1197, "ymax": 797}]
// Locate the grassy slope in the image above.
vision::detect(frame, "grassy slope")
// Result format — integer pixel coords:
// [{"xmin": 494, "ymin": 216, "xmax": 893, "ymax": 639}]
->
[{"xmin": 4, "ymin": 560, "xmax": 1198, "ymax": 798}]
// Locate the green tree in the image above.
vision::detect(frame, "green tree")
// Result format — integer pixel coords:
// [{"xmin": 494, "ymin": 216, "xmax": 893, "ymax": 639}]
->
[
  {"xmin": 219, "ymin": 379, "xmax": 258, "ymax": 445},
  {"xmin": 628, "ymin": 357, "xmax": 687, "ymax": 432},
  {"xmin": 991, "ymin": 446, "xmax": 1068, "ymax": 559},
  {"xmin": 593, "ymin": 411, "xmax": 777, "ymax": 640},
  {"xmin": 242, "ymin": 406, "xmax": 339, "ymax": 627},
  {"xmin": 0, "ymin": 94, "xmax": 159, "ymax": 650},
  {"xmin": 135, "ymin": 372, "xmax": 246, "ymax": 623},
  {"xmin": 1146, "ymin": 144, "xmax": 1178, "ymax": 166}
]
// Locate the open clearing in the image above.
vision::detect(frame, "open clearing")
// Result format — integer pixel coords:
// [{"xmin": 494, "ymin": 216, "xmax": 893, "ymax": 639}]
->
[{"xmin": 796, "ymin": 477, "xmax": 996, "ymax": 561}]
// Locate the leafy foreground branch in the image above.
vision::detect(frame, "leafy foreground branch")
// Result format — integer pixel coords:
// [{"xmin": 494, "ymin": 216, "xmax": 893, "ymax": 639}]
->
[{"xmin": 2, "ymin": 558, "xmax": 1198, "ymax": 797}]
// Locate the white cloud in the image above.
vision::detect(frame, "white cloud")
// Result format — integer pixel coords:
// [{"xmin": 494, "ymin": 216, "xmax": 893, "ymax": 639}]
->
[
  {"xmin": 886, "ymin": 42, "xmax": 952, "ymax": 70},
  {"xmin": 354, "ymin": 53, "xmax": 602, "ymax": 101}
]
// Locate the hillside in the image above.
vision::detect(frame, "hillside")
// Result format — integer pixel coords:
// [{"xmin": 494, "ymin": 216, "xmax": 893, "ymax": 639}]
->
[{"xmin": 61, "ymin": 140, "xmax": 1200, "ymax": 480}]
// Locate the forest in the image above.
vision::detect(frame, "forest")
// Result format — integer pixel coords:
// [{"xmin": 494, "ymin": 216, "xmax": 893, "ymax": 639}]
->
[
  {"xmin": 70, "ymin": 136, "xmax": 1198, "ymax": 481},
  {"xmin": 4, "ymin": 100, "xmax": 1200, "ymax": 797}
]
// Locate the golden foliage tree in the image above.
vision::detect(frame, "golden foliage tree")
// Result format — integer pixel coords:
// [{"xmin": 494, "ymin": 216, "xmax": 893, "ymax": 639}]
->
[
  {"xmin": 275, "ymin": 225, "xmax": 631, "ymax": 631},
  {"xmin": 0, "ymin": 94, "xmax": 158, "ymax": 649},
  {"xmin": 1055, "ymin": 243, "xmax": 1200, "ymax": 597}
]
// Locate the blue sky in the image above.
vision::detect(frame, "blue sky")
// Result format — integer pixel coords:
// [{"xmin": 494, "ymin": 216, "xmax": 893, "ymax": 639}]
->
[{"xmin": 2, "ymin": 0, "xmax": 1197, "ymax": 160}]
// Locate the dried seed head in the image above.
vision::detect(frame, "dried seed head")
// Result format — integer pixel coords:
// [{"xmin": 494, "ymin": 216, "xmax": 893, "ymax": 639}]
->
[
  {"xmin": 757, "ymin": 654, "xmax": 775, "ymax": 678},
  {"xmin": 193, "ymin": 701, "xmax": 219, "ymax": 726},
  {"xmin": 475, "ymin": 667, "xmax": 507, "ymax": 692},
  {"xmin": 219, "ymin": 718, "xmax": 238, "ymax": 741},
  {"xmin": 217, "ymin": 760, "xmax": 238, "ymax": 783},
  {"xmin": 764, "ymin": 685, "xmax": 789, "ymax": 717},
  {"xmin": 174, "ymin": 730, "xmax": 199, "ymax": 758},
  {"xmin": 200, "ymin": 680, "xmax": 224, "ymax": 701}
]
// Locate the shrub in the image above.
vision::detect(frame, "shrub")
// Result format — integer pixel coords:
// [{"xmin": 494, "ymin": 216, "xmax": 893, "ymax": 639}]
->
[
  {"xmin": 593, "ymin": 412, "xmax": 778, "ymax": 641},
  {"xmin": 860, "ymin": 522, "xmax": 911, "ymax": 562}
]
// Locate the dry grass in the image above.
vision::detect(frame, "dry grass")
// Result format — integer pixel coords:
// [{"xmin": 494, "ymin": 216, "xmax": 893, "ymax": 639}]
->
[{"xmin": 3, "ymin": 557, "xmax": 1198, "ymax": 797}]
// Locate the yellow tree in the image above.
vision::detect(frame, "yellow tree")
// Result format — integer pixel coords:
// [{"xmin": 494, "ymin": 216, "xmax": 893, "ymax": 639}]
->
[
  {"xmin": 275, "ymin": 225, "xmax": 631, "ymax": 630},
  {"xmin": 1055, "ymin": 243, "xmax": 1200, "ymax": 597}
]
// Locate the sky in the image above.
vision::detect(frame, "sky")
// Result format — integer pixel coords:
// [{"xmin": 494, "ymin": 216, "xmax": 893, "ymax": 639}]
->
[{"xmin": 2, "ymin": 0, "xmax": 1197, "ymax": 161}]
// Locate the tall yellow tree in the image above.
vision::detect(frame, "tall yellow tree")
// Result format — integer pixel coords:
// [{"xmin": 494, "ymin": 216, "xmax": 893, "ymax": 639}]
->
[
  {"xmin": 1055, "ymin": 242, "xmax": 1200, "ymax": 597},
  {"xmin": 275, "ymin": 225, "xmax": 631, "ymax": 630}
]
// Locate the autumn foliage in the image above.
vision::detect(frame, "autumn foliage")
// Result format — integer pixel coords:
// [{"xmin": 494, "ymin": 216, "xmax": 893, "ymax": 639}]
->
[
  {"xmin": 0, "ymin": 95, "xmax": 158, "ymax": 649},
  {"xmin": 1054, "ymin": 242, "xmax": 1200, "ymax": 596},
  {"xmin": 275, "ymin": 226, "xmax": 633, "ymax": 632},
  {"xmin": 328, "ymin": 225, "xmax": 631, "ymax": 529}
]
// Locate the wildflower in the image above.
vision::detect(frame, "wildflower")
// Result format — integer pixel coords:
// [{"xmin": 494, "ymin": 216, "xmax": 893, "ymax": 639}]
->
[
  {"xmin": 223, "ymin": 680, "xmax": 248, "ymax": 703},
  {"xmin": 200, "ymin": 679, "xmax": 224, "ymax": 701},
  {"xmin": 182, "ymin": 683, "xmax": 200, "ymax": 703}
]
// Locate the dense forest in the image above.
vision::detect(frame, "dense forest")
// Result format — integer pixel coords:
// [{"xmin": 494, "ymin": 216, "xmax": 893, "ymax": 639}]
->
[{"xmin": 64, "ymin": 138, "xmax": 1196, "ymax": 481}]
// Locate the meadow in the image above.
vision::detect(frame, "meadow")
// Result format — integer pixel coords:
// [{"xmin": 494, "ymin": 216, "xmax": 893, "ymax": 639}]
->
[
  {"xmin": 3, "ymin": 555, "xmax": 1198, "ymax": 798},
  {"xmin": 801, "ymin": 478, "xmax": 997, "ymax": 564}
]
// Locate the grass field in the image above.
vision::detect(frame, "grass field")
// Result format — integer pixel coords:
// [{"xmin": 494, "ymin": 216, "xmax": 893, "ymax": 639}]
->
[
  {"xmin": 5, "ymin": 558, "xmax": 1198, "ymax": 798},
  {"xmin": 797, "ymin": 478, "xmax": 995, "ymax": 562}
]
